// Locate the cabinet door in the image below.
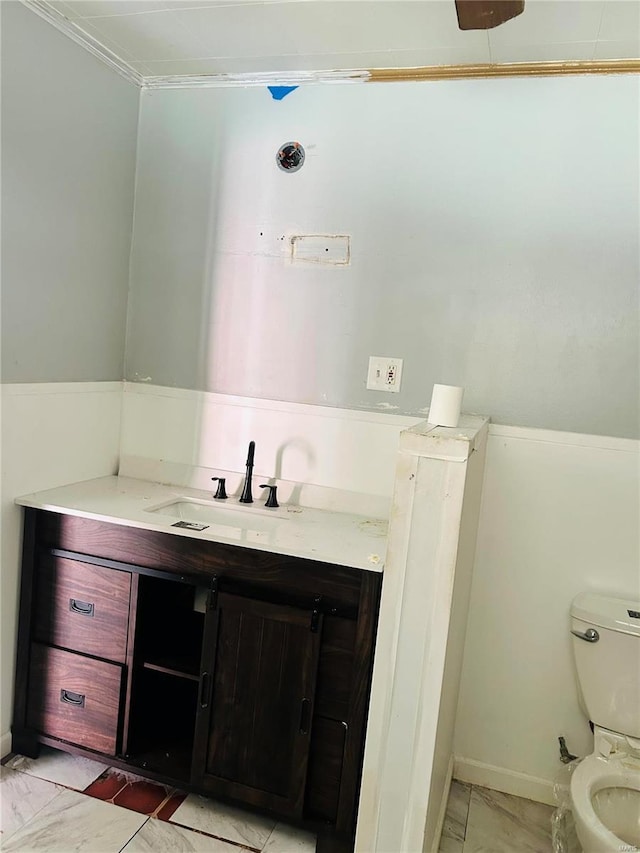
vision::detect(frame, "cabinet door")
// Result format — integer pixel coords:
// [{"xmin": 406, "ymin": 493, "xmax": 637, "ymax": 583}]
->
[{"xmin": 192, "ymin": 592, "xmax": 322, "ymax": 818}]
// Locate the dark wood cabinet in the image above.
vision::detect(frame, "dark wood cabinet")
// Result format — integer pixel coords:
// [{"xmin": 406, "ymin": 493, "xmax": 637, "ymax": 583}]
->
[{"xmin": 12, "ymin": 508, "xmax": 382, "ymax": 850}]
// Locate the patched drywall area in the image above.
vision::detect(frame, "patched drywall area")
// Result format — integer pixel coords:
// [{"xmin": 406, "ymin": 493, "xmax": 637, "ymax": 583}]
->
[{"xmin": 125, "ymin": 76, "xmax": 639, "ymax": 438}]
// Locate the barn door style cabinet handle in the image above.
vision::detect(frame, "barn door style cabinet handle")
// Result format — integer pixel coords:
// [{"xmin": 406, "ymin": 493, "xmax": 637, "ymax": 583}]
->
[
  {"xmin": 199, "ymin": 672, "xmax": 210, "ymax": 709},
  {"xmin": 299, "ymin": 698, "xmax": 311, "ymax": 735}
]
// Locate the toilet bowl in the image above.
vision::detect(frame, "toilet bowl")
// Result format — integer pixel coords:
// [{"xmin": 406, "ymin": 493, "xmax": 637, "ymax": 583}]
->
[
  {"xmin": 570, "ymin": 751, "xmax": 640, "ymax": 852},
  {"xmin": 569, "ymin": 593, "xmax": 640, "ymax": 853}
]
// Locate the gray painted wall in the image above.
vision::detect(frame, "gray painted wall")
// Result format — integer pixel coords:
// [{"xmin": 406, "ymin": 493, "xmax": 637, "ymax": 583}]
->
[
  {"xmin": 126, "ymin": 77, "xmax": 639, "ymax": 439},
  {"xmin": 1, "ymin": 2, "xmax": 139, "ymax": 383}
]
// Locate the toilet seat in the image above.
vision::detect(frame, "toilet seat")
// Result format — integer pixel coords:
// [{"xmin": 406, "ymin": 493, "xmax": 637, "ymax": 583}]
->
[{"xmin": 570, "ymin": 754, "xmax": 640, "ymax": 852}]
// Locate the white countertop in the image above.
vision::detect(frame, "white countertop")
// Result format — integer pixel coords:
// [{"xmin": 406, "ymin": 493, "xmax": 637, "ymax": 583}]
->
[{"xmin": 16, "ymin": 476, "xmax": 387, "ymax": 572}]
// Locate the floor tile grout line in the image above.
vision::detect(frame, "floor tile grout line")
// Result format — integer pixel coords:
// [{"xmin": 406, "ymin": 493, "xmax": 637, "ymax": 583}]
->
[
  {"xmin": 0, "ymin": 785, "xmax": 68, "ymax": 847},
  {"xmin": 163, "ymin": 818, "xmax": 262, "ymax": 851},
  {"xmin": 261, "ymin": 820, "xmax": 278, "ymax": 852},
  {"xmin": 463, "ymin": 783, "xmax": 473, "ymax": 841},
  {"xmin": 148, "ymin": 787, "xmax": 178, "ymax": 817},
  {"xmin": 118, "ymin": 816, "xmax": 151, "ymax": 852},
  {"xmin": 459, "ymin": 783, "xmax": 474, "ymax": 852}
]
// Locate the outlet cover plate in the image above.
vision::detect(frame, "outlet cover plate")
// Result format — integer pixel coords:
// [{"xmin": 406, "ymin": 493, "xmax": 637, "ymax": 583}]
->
[{"xmin": 366, "ymin": 356, "xmax": 403, "ymax": 393}]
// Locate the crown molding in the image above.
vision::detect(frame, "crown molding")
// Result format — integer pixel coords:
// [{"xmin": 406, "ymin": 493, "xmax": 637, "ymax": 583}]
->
[
  {"xmin": 368, "ymin": 59, "xmax": 640, "ymax": 82},
  {"xmin": 21, "ymin": 0, "xmax": 639, "ymax": 91},
  {"xmin": 21, "ymin": 0, "xmax": 143, "ymax": 87},
  {"xmin": 142, "ymin": 58, "xmax": 639, "ymax": 89},
  {"xmin": 141, "ymin": 69, "xmax": 370, "ymax": 89}
]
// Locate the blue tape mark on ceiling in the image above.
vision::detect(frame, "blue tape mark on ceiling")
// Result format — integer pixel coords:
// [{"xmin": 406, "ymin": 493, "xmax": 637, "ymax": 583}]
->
[{"xmin": 268, "ymin": 86, "xmax": 299, "ymax": 101}]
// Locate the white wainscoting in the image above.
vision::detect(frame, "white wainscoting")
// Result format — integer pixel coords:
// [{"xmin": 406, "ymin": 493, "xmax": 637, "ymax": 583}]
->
[
  {"xmin": 0, "ymin": 382, "xmax": 123, "ymax": 755},
  {"xmin": 453, "ymin": 424, "xmax": 639, "ymax": 805},
  {"xmin": 119, "ymin": 383, "xmax": 421, "ymax": 510}
]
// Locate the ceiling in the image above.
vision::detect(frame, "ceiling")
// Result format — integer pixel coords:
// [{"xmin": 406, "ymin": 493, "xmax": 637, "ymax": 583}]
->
[{"xmin": 27, "ymin": 0, "xmax": 640, "ymax": 85}]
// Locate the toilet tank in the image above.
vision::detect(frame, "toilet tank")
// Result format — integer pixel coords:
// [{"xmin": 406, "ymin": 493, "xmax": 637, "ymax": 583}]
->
[{"xmin": 570, "ymin": 592, "xmax": 640, "ymax": 739}]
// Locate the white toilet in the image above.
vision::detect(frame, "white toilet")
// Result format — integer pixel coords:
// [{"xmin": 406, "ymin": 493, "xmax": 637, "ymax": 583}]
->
[{"xmin": 570, "ymin": 591, "xmax": 640, "ymax": 853}]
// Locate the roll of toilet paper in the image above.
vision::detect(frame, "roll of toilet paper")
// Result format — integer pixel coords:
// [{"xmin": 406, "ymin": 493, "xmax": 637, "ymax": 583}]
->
[{"xmin": 427, "ymin": 384, "xmax": 464, "ymax": 428}]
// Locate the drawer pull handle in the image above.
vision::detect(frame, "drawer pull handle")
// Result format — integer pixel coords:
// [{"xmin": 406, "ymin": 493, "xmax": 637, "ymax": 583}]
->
[
  {"xmin": 60, "ymin": 689, "xmax": 85, "ymax": 708},
  {"xmin": 69, "ymin": 598, "xmax": 94, "ymax": 617}
]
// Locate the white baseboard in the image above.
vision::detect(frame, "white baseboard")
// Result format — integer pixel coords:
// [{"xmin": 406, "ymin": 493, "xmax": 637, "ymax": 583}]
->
[
  {"xmin": 1, "ymin": 730, "xmax": 12, "ymax": 759},
  {"xmin": 453, "ymin": 757, "xmax": 558, "ymax": 807}
]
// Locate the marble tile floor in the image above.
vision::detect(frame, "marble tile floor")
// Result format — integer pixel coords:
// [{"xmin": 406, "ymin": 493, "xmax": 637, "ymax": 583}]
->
[
  {"xmin": 439, "ymin": 779, "xmax": 556, "ymax": 853},
  {"xmin": 1, "ymin": 747, "xmax": 316, "ymax": 852},
  {"xmin": 1, "ymin": 747, "xmax": 556, "ymax": 852}
]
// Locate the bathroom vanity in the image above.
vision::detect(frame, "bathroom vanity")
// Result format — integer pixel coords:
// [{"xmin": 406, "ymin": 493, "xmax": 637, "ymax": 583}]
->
[
  {"xmin": 11, "ymin": 414, "xmax": 490, "ymax": 853},
  {"xmin": 11, "ymin": 479, "xmax": 384, "ymax": 851}
]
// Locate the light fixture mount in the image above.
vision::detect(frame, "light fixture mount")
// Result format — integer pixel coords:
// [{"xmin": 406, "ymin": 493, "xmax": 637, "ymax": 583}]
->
[{"xmin": 277, "ymin": 141, "xmax": 305, "ymax": 173}]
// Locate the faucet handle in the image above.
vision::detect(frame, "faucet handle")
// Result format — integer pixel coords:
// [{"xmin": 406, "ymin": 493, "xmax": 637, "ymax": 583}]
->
[
  {"xmin": 259, "ymin": 484, "xmax": 279, "ymax": 508},
  {"xmin": 211, "ymin": 477, "xmax": 228, "ymax": 500}
]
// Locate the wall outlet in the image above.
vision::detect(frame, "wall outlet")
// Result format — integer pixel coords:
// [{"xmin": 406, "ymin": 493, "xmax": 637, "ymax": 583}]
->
[{"xmin": 366, "ymin": 356, "xmax": 403, "ymax": 393}]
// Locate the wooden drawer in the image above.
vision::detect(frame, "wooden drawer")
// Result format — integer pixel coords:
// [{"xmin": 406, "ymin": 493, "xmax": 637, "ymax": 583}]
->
[
  {"xmin": 34, "ymin": 556, "xmax": 131, "ymax": 663},
  {"xmin": 27, "ymin": 644, "xmax": 123, "ymax": 755}
]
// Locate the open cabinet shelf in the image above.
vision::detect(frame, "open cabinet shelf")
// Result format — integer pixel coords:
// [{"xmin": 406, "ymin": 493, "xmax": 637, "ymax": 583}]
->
[{"xmin": 142, "ymin": 658, "xmax": 200, "ymax": 681}]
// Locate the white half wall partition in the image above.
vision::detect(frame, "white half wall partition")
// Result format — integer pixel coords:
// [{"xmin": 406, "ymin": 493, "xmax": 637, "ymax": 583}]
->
[{"xmin": 357, "ymin": 415, "xmax": 489, "ymax": 853}]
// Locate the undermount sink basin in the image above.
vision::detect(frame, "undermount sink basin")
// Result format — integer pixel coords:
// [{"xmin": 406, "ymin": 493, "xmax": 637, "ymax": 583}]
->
[{"xmin": 146, "ymin": 498, "xmax": 290, "ymax": 532}]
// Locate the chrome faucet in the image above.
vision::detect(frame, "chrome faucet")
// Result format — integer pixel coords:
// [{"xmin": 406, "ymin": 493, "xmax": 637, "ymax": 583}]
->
[{"xmin": 239, "ymin": 441, "xmax": 255, "ymax": 503}]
